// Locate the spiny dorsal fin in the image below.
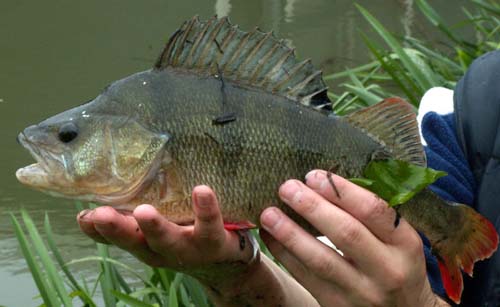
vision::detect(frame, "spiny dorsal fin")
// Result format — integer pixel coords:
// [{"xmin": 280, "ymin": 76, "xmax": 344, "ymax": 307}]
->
[
  {"xmin": 344, "ymin": 97, "xmax": 426, "ymax": 166},
  {"xmin": 155, "ymin": 15, "xmax": 330, "ymax": 110}
]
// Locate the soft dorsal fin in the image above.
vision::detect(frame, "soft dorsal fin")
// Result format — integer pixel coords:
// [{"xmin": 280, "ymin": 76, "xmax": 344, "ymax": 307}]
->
[
  {"xmin": 155, "ymin": 16, "xmax": 330, "ymax": 110},
  {"xmin": 344, "ymin": 97, "xmax": 426, "ymax": 166}
]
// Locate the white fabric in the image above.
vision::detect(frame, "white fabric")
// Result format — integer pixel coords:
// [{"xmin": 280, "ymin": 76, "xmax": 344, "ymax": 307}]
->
[{"xmin": 417, "ymin": 87, "xmax": 455, "ymax": 145}]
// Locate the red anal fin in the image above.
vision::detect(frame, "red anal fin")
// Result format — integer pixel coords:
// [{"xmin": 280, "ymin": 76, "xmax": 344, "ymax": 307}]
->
[{"xmin": 223, "ymin": 221, "xmax": 257, "ymax": 231}]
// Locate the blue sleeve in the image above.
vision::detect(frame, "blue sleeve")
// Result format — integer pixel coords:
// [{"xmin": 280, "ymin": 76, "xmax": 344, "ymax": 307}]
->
[{"xmin": 420, "ymin": 112, "xmax": 476, "ymax": 299}]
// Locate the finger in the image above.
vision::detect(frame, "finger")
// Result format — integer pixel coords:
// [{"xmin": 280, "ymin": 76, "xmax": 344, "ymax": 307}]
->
[
  {"xmin": 192, "ymin": 185, "xmax": 258, "ymax": 263},
  {"xmin": 260, "ymin": 207, "xmax": 363, "ymax": 290},
  {"xmin": 91, "ymin": 206, "xmax": 163, "ymax": 266},
  {"xmin": 305, "ymin": 170, "xmax": 400, "ymax": 243},
  {"xmin": 77, "ymin": 210, "xmax": 110, "ymax": 244},
  {"xmin": 279, "ymin": 180, "xmax": 388, "ymax": 268},
  {"xmin": 261, "ymin": 230, "xmax": 351, "ymax": 307},
  {"xmin": 192, "ymin": 185, "xmax": 226, "ymax": 248},
  {"xmin": 134, "ymin": 204, "xmax": 187, "ymax": 256}
]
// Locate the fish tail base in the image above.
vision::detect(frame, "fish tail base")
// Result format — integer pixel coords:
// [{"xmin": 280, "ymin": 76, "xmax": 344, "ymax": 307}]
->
[{"xmin": 434, "ymin": 204, "xmax": 498, "ymax": 304}]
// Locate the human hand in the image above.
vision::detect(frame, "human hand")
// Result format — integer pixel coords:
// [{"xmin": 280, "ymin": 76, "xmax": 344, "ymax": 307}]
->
[
  {"xmin": 77, "ymin": 185, "xmax": 257, "ymax": 282},
  {"xmin": 260, "ymin": 170, "xmax": 449, "ymax": 307}
]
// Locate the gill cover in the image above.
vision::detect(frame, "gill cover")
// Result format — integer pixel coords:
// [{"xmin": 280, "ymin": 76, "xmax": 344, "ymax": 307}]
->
[{"xmin": 70, "ymin": 117, "xmax": 170, "ymax": 203}]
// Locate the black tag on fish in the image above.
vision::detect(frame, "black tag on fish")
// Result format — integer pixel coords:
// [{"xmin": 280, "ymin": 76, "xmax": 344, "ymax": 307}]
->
[{"xmin": 212, "ymin": 112, "xmax": 237, "ymax": 125}]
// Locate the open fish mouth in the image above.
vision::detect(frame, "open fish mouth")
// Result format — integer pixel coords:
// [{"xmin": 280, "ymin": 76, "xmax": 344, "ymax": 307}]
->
[{"xmin": 15, "ymin": 132, "xmax": 61, "ymax": 187}]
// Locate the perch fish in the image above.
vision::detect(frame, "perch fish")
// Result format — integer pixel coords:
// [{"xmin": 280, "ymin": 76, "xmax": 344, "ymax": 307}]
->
[{"xmin": 16, "ymin": 16, "xmax": 498, "ymax": 303}]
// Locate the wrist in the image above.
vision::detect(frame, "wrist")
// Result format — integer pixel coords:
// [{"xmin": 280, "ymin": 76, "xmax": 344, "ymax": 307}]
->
[
  {"xmin": 189, "ymin": 249, "xmax": 262, "ymax": 287},
  {"xmin": 200, "ymin": 254, "xmax": 319, "ymax": 307},
  {"xmin": 200, "ymin": 253, "xmax": 282, "ymax": 306},
  {"xmin": 184, "ymin": 230, "xmax": 260, "ymax": 285}
]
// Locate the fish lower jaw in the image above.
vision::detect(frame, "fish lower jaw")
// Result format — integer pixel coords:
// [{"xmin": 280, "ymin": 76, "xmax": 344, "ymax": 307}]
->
[{"xmin": 16, "ymin": 163, "xmax": 49, "ymax": 187}]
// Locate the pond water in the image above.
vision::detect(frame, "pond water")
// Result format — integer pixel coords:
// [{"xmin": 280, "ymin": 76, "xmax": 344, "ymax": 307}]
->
[{"xmin": 0, "ymin": 0, "xmax": 473, "ymax": 305}]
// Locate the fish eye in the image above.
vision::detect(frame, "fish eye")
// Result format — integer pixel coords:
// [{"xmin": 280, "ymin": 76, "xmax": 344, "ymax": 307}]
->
[{"xmin": 58, "ymin": 122, "xmax": 79, "ymax": 143}]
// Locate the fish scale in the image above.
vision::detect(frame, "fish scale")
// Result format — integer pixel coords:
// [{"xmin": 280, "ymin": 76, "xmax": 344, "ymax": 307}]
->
[{"xmin": 149, "ymin": 70, "xmax": 382, "ymax": 230}]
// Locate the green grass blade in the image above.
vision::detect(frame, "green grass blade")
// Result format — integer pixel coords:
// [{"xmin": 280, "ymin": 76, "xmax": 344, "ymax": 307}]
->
[
  {"xmin": 360, "ymin": 32, "xmax": 420, "ymax": 105},
  {"xmin": 179, "ymin": 284, "xmax": 191, "ymax": 306},
  {"xmin": 406, "ymin": 37, "xmax": 463, "ymax": 72},
  {"xmin": 114, "ymin": 265, "xmax": 132, "ymax": 294},
  {"xmin": 341, "ymin": 71, "xmax": 382, "ymax": 105},
  {"xmin": 97, "ymin": 244, "xmax": 117, "ymax": 307},
  {"xmin": 44, "ymin": 213, "xmax": 96, "ymax": 307},
  {"xmin": 323, "ymin": 60, "xmax": 380, "ymax": 80},
  {"xmin": 21, "ymin": 211, "xmax": 73, "ymax": 307},
  {"xmin": 68, "ymin": 256, "xmax": 159, "ymax": 289},
  {"xmin": 330, "ymin": 91, "xmax": 350, "ymax": 111},
  {"xmin": 342, "ymin": 84, "xmax": 381, "ymax": 106},
  {"xmin": 472, "ymin": 0, "xmax": 500, "ymax": 16},
  {"xmin": 356, "ymin": 4, "xmax": 434, "ymax": 92},
  {"xmin": 112, "ymin": 291, "xmax": 155, "ymax": 307},
  {"xmin": 81, "ymin": 275, "xmax": 91, "ymax": 296},
  {"xmin": 152, "ymin": 268, "xmax": 173, "ymax": 305},
  {"xmin": 415, "ymin": 0, "xmax": 465, "ymax": 46},
  {"xmin": 334, "ymin": 95, "xmax": 362, "ymax": 115},
  {"xmin": 152, "ymin": 268, "xmax": 173, "ymax": 291},
  {"xmin": 91, "ymin": 271, "xmax": 104, "ymax": 297},
  {"xmin": 168, "ymin": 273, "xmax": 183, "ymax": 307},
  {"xmin": 10, "ymin": 213, "xmax": 59, "ymax": 307},
  {"xmin": 168, "ymin": 285, "xmax": 178, "ymax": 307},
  {"xmin": 181, "ymin": 275, "xmax": 210, "ymax": 307},
  {"xmin": 127, "ymin": 287, "xmax": 166, "ymax": 304}
]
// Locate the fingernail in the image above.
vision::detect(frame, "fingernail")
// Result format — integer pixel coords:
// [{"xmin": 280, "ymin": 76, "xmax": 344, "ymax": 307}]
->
[
  {"xmin": 91, "ymin": 207, "xmax": 114, "ymax": 226},
  {"xmin": 78, "ymin": 209, "xmax": 93, "ymax": 221},
  {"xmin": 195, "ymin": 192, "xmax": 211, "ymax": 207},
  {"xmin": 261, "ymin": 208, "xmax": 281, "ymax": 230},
  {"xmin": 305, "ymin": 170, "xmax": 317, "ymax": 182},
  {"xmin": 279, "ymin": 180, "xmax": 302, "ymax": 202},
  {"xmin": 305, "ymin": 170, "xmax": 322, "ymax": 189}
]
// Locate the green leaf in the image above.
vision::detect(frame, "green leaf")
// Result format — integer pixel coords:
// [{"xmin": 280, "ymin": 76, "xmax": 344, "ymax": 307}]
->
[
  {"xmin": 353, "ymin": 160, "xmax": 447, "ymax": 207},
  {"xmin": 349, "ymin": 178, "xmax": 374, "ymax": 187}
]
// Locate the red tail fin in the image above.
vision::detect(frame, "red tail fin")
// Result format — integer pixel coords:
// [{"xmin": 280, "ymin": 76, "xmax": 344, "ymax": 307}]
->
[{"xmin": 434, "ymin": 205, "xmax": 498, "ymax": 304}]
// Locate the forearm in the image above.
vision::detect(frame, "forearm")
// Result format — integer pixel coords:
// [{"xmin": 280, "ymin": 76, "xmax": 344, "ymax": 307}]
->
[{"xmin": 199, "ymin": 253, "xmax": 319, "ymax": 307}]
